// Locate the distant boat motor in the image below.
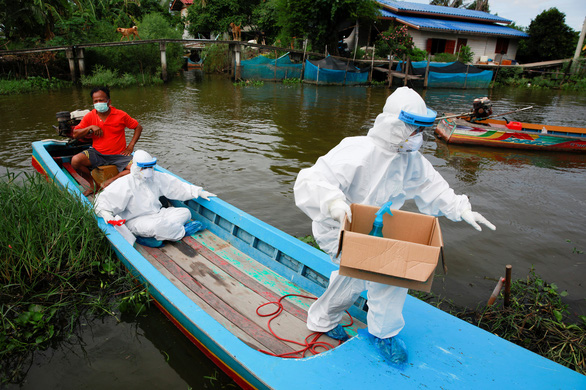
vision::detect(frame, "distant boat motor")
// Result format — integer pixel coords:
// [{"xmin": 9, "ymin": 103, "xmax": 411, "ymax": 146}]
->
[{"xmin": 471, "ymin": 97, "xmax": 492, "ymax": 121}]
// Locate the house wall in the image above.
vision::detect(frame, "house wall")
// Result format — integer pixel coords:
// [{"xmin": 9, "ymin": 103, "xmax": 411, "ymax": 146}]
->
[{"xmin": 409, "ymin": 28, "xmax": 520, "ymax": 63}]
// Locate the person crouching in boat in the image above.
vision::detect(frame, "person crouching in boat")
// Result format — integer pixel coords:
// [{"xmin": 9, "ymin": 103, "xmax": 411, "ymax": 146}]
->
[
  {"xmin": 94, "ymin": 150, "xmax": 216, "ymax": 248},
  {"xmin": 293, "ymin": 87, "xmax": 496, "ymax": 366}
]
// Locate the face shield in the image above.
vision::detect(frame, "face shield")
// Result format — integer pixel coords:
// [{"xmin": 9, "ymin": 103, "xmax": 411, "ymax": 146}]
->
[
  {"xmin": 131, "ymin": 150, "xmax": 157, "ymax": 181},
  {"xmin": 396, "ymin": 107, "xmax": 437, "ymax": 152}
]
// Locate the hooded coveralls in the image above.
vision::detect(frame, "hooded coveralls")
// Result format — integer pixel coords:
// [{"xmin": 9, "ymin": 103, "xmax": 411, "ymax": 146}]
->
[
  {"xmin": 94, "ymin": 158, "xmax": 203, "ymax": 241},
  {"xmin": 293, "ymin": 87, "xmax": 472, "ymax": 339}
]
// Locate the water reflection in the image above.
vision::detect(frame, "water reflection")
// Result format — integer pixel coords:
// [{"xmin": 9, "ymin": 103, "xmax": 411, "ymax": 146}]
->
[{"xmin": 434, "ymin": 140, "xmax": 586, "ymax": 184}]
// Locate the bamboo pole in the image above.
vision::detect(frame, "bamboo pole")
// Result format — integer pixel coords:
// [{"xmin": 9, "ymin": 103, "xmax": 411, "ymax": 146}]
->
[
  {"xmin": 368, "ymin": 45, "xmax": 375, "ymax": 83},
  {"xmin": 464, "ymin": 64, "xmax": 469, "ymax": 89},
  {"xmin": 504, "ymin": 265, "xmax": 512, "ymax": 307},
  {"xmin": 301, "ymin": 39, "xmax": 307, "ymax": 81},
  {"xmin": 387, "ymin": 55, "xmax": 394, "ymax": 88},
  {"xmin": 491, "ymin": 61, "xmax": 501, "ymax": 89},
  {"xmin": 403, "ymin": 56, "xmax": 409, "ymax": 86},
  {"xmin": 487, "ymin": 277, "xmax": 505, "ymax": 306},
  {"xmin": 424, "ymin": 54, "xmax": 431, "ymax": 89}
]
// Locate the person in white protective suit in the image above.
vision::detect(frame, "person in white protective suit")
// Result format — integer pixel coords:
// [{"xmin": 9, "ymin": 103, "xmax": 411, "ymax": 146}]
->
[
  {"xmin": 293, "ymin": 87, "xmax": 495, "ymax": 364},
  {"xmin": 94, "ymin": 150, "xmax": 216, "ymax": 248}
]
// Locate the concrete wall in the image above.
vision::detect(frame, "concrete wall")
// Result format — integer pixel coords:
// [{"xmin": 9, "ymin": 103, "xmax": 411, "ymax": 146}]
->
[{"xmin": 409, "ymin": 28, "xmax": 521, "ymax": 63}]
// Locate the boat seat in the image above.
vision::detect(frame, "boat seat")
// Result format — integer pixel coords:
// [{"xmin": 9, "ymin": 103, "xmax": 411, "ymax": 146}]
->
[{"xmin": 91, "ymin": 165, "xmax": 118, "ymax": 185}]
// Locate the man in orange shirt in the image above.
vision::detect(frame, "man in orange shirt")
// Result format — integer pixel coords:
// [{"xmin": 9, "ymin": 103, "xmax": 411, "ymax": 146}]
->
[{"xmin": 72, "ymin": 86, "xmax": 143, "ymax": 195}]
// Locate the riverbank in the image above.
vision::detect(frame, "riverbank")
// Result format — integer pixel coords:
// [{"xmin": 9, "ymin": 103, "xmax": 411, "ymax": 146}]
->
[{"xmin": 0, "ymin": 172, "xmax": 148, "ymax": 384}]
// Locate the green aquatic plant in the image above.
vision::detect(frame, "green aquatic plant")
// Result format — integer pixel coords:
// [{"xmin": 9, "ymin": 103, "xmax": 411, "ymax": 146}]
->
[
  {"xmin": 233, "ymin": 80, "xmax": 264, "ymax": 87},
  {"xmin": 282, "ymin": 78, "xmax": 301, "ymax": 85},
  {"xmin": 0, "ymin": 172, "xmax": 147, "ymax": 384},
  {"xmin": 458, "ymin": 268, "xmax": 585, "ymax": 374}
]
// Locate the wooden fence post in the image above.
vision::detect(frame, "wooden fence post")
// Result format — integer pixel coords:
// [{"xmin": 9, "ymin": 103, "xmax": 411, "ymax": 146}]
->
[
  {"xmin": 368, "ymin": 45, "xmax": 375, "ymax": 83},
  {"xmin": 159, "ymin": 42, "xmax": 168, "ymax": 82},
  {"xmin": 301, "ymin": 39, "xmax": 307, "ymax": 81},
  {"xmin": 65, "ymin": 48, "xmax": 76, "ymax": 82},
  {"xmin": 424, "ymin": 54, "xmax": 431, "ymax": 89},
  {"xmin": 76, "ymin": 48, "xmax": 85, "ymax": 78}
]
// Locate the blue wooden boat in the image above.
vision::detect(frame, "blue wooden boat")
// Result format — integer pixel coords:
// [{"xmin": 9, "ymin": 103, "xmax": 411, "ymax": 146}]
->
[{"xmin": 32, "ymin": 139, "xmax": 586, "ymax": 389}]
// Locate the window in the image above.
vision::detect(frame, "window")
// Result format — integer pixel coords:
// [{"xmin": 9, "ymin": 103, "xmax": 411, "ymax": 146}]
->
[
  {"xmin": 456, "ymin": 38, "xmax": 468, "ymax": 53},
  {"xmin": 495, "ymin": 38, "xmax": 509, "ymax": 54},
  {"xmin": 426, "ymin": 38, "xmax": 456, "ymax": 54}
]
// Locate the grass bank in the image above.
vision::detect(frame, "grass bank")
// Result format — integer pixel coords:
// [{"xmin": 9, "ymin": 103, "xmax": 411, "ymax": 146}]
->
[
  {"xmin": 493, "ymin": 64, "xmax": 586, "ymax": 91},
  {"xmin": 0, "ymin": 77, "xmax": 73, "ymax": 95},
  {"xmin": 0, "ymin": 172, "xmax": 148, "ymax": 384}
]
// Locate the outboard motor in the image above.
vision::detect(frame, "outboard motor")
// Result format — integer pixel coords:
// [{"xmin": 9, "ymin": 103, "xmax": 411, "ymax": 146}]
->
[
  {"xmin": 54, "ymin": 110, "xmax": 90, "ymax": 140},
  {"xmin": 471, "ymin": 97, "xmax": 492, "ymax": 121}
]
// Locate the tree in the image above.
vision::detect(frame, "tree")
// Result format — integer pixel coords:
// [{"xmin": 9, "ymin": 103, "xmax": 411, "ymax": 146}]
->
[
  {"xmin": 429, "ymin": 0, "xmax": 464, "ymax": 7},
  {"xmin": 516, "ymin": 8, "xmax": 577, "ymax": 63},
  {"xmin": 184, "ymin": 0, "xmax": 262, "ymax": 39},
  {"xmin": 272, "ymin": 0, "xmax": 378, "ymax": 53}
]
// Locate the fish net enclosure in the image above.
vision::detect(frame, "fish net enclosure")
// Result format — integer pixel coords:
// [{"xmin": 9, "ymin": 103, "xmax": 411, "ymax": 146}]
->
[{"xmin": 240, "ymin": 53, "xmax": 303, "ymax": 81}]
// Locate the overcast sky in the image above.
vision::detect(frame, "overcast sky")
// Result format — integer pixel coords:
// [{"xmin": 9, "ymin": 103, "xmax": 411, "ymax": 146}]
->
[{"xmin": 405, "ymin": 0, "xmax": 586, "ymax": 31}]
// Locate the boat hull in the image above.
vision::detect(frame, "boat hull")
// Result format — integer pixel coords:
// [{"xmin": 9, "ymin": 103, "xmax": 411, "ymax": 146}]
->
[
  {"xmin": 436, "ymin": 117, "xmax": 586, "ymax": 153},
  {"xmin": 31, "ymin": 140, "xmax": 586, "ymax": 389}
]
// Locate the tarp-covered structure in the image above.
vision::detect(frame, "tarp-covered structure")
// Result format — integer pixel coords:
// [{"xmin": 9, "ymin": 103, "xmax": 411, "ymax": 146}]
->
[
  {"xmin": 240, "ymin": 53, "xmax": 302, "ymax": 81},
  {"xmin": 397, "ymin": 61, "xmax": 493, "ymax": 88},
  {"xmin": 304, "ymin": 56, "xmax": 369, "ymax": 85}
]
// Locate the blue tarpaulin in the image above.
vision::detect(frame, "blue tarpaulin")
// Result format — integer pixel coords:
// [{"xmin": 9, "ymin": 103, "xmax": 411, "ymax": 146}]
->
[
  {"xmin": 240, "ymin": 53, "xmax": 302, "ymax": 80},
  {"xmin": 397, "ymin": 61, "xmax": 494, "ymax": 88},
  {"xmin": 303, "ymin": 56, "xmax": 369, "ymax": 85}
]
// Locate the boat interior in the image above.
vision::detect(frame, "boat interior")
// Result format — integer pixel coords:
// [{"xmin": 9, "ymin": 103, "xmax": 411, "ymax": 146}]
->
[{"xmin": 52, "ymin": 152, "xmax": 367, "ymax": 358}]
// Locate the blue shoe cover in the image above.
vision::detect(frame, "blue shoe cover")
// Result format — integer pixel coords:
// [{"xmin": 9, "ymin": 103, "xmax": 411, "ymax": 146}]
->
[
  {"xmin": 325, "ymin": 324, "xmax": 349, "ymax": 341},
  {"xmin": 374, "ymin": 336, "xmax": 408, "ymax": 367},
  {"xmin": 184, "ymin": 220, "xmax": 205, "ymax": 236},
  {"xmin": 136, "ymin": 236, "xmax": 164, "ymax": 248}
]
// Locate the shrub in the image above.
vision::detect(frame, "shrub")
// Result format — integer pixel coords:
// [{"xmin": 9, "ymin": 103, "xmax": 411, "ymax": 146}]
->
[
  {"xmin": 375, "ymin": 24, "xmax": 414, "ymax": 59},
  {"xmin": 433, "ymin": 52, "xmax": 458, "ymax": 62},
  {"xmin": 202, "ymin": 44, "xmax": 231, "ymax": 73},
  {"xmin": 457, "ymin": 45, "xmax": 474, "ymax": 64}
]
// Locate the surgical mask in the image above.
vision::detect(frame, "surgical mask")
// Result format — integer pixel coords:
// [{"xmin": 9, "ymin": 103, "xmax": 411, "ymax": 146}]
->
[
  {"xmin": 94, "ymin": 102, "xmax": 109, "ymax": 113},
  {"xmin": 398, "ymin": 133, "xmax": 423, "ymax": 153},
  {"xmin": 141, "ymin": 167, "xmax": 153, "ymax": 179}
]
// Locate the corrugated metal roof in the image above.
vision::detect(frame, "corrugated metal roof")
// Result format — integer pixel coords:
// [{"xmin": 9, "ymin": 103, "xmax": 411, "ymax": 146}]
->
[
  {"xmin": 380, "ymin": 10, "xmax": 529, "ymax": 38},
  {"xmin": 377, "ymin": 0, "xmax": 511, "ymax": 24}
]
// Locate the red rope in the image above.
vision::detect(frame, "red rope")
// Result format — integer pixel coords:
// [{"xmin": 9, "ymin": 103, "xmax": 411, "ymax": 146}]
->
[{"xmin": 256, "ymin": 294, "xmax": 353, "ymax": 358}]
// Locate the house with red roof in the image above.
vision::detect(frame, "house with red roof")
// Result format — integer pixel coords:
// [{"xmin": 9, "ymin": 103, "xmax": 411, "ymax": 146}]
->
[{"xmin": 377, "ymin": 0, "xmax": 529, "ymax": 63}]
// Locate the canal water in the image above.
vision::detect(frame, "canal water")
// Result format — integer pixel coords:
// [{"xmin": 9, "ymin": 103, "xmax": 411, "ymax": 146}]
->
[{"xmin": 1, "ymin": 73, "xmax": 585, "ymax": 388}]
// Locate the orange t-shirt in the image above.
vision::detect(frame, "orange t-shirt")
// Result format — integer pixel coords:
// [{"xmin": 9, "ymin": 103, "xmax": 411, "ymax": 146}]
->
[{"xmin": 75, "ymin": 106, "xmax": 139, "ymax": 155}]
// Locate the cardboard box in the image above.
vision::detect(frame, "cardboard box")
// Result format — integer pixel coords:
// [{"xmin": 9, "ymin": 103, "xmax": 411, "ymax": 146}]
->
[{"xmin": 337, "ymin": 204, "xmax": 444, "ymax": 292}]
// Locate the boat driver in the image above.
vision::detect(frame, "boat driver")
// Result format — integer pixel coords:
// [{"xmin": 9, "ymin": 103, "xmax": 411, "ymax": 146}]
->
[{"xmin": 71, "ymin": 86, "xmax": 143, "ymax": 196}]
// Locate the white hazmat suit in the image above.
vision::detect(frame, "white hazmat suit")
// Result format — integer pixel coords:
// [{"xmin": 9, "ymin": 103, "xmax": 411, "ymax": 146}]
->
[
  {"xmin": 294, "ymin": 87, "xmax": 495, "ymax": 340},
  {"xmin": 94, "ymin": 150, "xmax": 214, "ymax": 242}
]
